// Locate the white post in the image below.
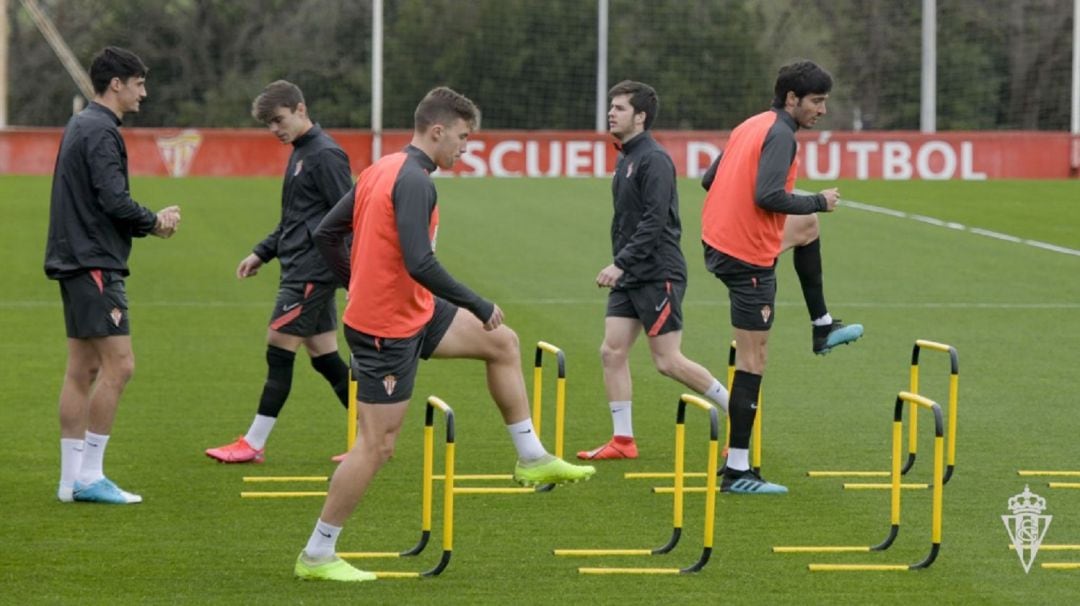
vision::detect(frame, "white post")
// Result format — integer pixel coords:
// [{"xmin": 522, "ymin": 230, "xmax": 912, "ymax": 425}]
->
[
  {"xmin": 595, "ymin": 0, "xmax": 608, "ymax": 133},
  {"xmin": 0, "ymin": 0, "xmax": 8, "ymax": 128},
  {"xmin": 1071, "ymin": 0, "xmax": 1079, "ymax": 135},
  {"xmin": 920, "ymin": 0, "xmax": 936, "ymax": 133},
  {"xmin": 371, "ymin": 0, "xmax": 383, "ymax": 162}
]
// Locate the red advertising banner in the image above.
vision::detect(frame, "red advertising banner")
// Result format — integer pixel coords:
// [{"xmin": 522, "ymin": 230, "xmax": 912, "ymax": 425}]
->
[{"xmin": 1, "ymin": 127, "xmax": 1075, "ymax": 179}]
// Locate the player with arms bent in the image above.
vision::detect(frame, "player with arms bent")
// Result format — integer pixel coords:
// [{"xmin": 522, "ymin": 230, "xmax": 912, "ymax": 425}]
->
[{"xmin": 294, "ymin": 87, "xmax": 595, "ymax": 581}]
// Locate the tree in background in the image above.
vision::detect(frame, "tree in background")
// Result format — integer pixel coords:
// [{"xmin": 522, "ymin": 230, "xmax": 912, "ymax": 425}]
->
[{"xmin": 4, "ymin": 0, "xmax": 1074, "ymax": 131}]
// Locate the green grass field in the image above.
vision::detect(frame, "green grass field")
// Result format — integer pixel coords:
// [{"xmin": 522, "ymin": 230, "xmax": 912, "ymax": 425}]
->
[{"xmin": 2, "ymin": 175, "xmax": 1078, "ymax": 604}]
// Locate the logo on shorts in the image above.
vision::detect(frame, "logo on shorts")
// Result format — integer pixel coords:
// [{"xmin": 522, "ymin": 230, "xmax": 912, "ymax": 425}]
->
[
  {"xmin": 760, "ymin": 305, "xmax": 772, "ymax": 324},
  {"xmin": 109, "ymin": 307, "xmax": 123, "ymax": 327},
  {"xmin": 282, "ymin": 302, "xmax": 301, "ymax": 312},
  {"xmin": 382, "ymin": 375, "xmax": 397, "ymax": 396},
  {"xmin": 293, "ymin": 159, "xmax": 304, "ymax": 176}
]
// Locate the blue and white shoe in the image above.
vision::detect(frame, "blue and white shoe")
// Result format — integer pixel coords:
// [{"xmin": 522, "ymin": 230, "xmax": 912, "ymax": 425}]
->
[
  {"xmin": 73, "ymin": 478, "xmax": 143, "ymax": 504},
  {"xmin": 813, "ymin": 320, "xmax": 864, "ymax": 355},
  {"xmin": 720, "ymin": 468, "xmax": 788, "ymax": 495}
]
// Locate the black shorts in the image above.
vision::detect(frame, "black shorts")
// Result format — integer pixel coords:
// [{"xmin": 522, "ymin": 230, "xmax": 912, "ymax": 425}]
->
[
  {"xmin": 606, "ymin": 280, "xmax": 685, "ymax": 336},
  {"xmin": 703, "ymin": 244, "xmax": 776, "ymax": 331},
  {"xmin": 268, "ymin": 282, "xmax": 338, "ymax": 336},
  {"xmin": 345, "ymin": 297, "xmax": 458, "ymax": 404},
  {"xmin": 59, "ymin": 270, "xmax": 130, "ymax": 339}
]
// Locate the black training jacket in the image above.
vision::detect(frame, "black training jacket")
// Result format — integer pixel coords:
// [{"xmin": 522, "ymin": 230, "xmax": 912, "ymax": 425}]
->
[
  {"xmin": 251, "ymin": 125, "xmax": 353, "ymax": 284},
  {"xmin": 610, "ymin": 131, "xmax": 688, "ymax": 287},
  {"xmin": 44, "ymin": 102, "xmax": 158, "ymax": 280}
]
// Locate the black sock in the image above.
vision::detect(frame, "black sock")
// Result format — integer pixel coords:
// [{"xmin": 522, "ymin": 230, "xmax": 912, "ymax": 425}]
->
[
  {"xmin": 256, "ymin": 345, "xmax": 296, "ymax": 417},
  {"xmin": 728, "ymin": 370, "xmax": 762, "ymax": 451},
  {"xmin": 793, "ymin": 238, "xmax": 828, "ymax": 321},
  {"xmin": 311, "ymin": 352, "xmax": 350, "ymax": 409}
]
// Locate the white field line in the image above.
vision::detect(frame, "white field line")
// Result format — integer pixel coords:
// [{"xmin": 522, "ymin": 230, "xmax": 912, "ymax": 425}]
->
[
  {"xmin": 7, "ymin": 195, "xmax": 1076, "ymax": 310},
  {"xmin": 820, "ymin": 195, "xmax": 1080, "ymax": 258}
]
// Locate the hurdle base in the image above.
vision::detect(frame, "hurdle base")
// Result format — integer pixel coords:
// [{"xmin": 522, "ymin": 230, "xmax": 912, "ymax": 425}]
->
[{"xmin": 773, "ymin": 546, "xmax": 872, "ymax": 553}]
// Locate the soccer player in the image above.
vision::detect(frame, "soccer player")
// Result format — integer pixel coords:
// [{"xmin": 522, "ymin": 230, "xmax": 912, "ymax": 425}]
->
[
  {"xmin": 700, "ymin": 150, "xmax": 862, "ymax": 357},
  {"xmin": 702, "ymin": 60, "xmax": 860, "ymax": 495},
  {"xmin": 294, "ymin": 87, "xmax": 596, "ymax": 581},
  {"xmin": 577, "ymin": 81, "xmax": 729, "ymax": 462},
  {"xmin": 205, "ymin": 81, "xmax": 354, "ymax": 464},
  {"xmin": 45, "ymin": 47, "xmax": 181, "ymax": 504}
]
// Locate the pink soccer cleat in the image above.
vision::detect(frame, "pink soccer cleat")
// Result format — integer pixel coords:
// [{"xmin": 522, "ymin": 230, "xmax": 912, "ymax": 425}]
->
[{"xmin": 205, "ymin": 436, "xmax": 265, "ymax": 463}]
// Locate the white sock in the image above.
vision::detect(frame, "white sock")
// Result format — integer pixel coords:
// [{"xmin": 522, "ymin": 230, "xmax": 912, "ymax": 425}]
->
[
  {"xmin": 702, "ymin": 380, "xmax": 729, "ymax": 413},
  {"xmin": 60, "ymin": 438, "xmax": 85, "ymax": 488},
  {"xmin": 304, "ymin": 519, "xmax": 342, "ymax": 560},
  {"xmin": 79, "ymin": 431, "xmax": 109, "ymax": 484},
  {"xmin": 610, "ymin": 401, "xmax": 633, "ymax": 437},
  {"xmin": 506, "ymin": 418, "xmax": 547, "ymax": 461},
  {"xmin": 244, "ymin": 414, "xmax": 276, "ymax": 450},
  {"xmin": 811, "ymin": 313, "xmax": 833, "ymax": 327},
  {"xmin": 726, "ymin": 448, "xmax": 750, "ymax": 472}
]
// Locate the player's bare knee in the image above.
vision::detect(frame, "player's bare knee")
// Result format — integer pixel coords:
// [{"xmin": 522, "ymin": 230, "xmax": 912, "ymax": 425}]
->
[
  {"xmin": 67, "ymin": 364, "xmax": 100, "ymax": 388},
  {"xmin": 107, "ymin": 356, "xmax": 136, "ymax": 385},
  {"xmin": 600, "ymin": 341, "xmax": 628, "ymax": 367},
  {"xmin": 652, "ymin": 354, "xmax": 681, "ymax": 379},
  {"xmin": 796, "ymin": 216, "xmax": 820, "ymax": 244},
  {"xmin": 491, "ymin": 326, "xmax": 520, "ymax": 361}
]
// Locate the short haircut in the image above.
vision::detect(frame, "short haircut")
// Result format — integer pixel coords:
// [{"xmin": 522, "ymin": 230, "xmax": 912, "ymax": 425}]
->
[
  {"xmin": 252, "ymin": 80, "xmax": 305, "ymax": 123},
  {"xmin": 414, "ymin": 87, "xmax": 480, "ymax": 133},
  {"xmin": 772, "ymin": 61, "xmax": 833, "ymax": 109},
  {"xmin": 608, "ymin": 80, "xmax": 659, "ymax": 130},
  {"xmin": 89, "ymin": 47, "xmax": 148, "ymax": 95}
]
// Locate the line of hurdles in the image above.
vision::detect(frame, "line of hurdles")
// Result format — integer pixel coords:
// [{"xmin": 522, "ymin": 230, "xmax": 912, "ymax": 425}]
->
[
  {"xmin": 768, "ymin": 339, "xmax": 958, "ymax": 571},
  {"xmin": 238, "ymin": 338, "xmax": 963, "ymax": 575},
  {"xmin": 237, "ymin": 341, "xmax": 571, "ymax": 577},
  {"xmin": 612, "ymin": 338, "xmax": 961, "ymax": 572}
]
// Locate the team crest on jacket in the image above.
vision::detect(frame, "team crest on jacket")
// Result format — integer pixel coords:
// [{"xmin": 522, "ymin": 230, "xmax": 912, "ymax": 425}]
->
[
  {"xmin": 626, "ymin": 161, "xmax": 634, "ymax": 178},
  {"xmin": 760, "ymin": 305, "xmax": 772, "ymax": 324},
  {"xmin": 382, "ymin": 375, "xmax": 397, "ymax": 396},
  {"xmin": 293, "ymin": 160, "xmax": 303, "ymax": 176},
  {"xmin": 109, "ymin": 307, "xmax": 123, "ymax": 327}
]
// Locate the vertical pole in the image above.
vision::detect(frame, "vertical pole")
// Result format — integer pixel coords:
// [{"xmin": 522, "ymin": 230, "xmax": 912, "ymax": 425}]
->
[
  {"xmin": 1071, "ymin": 0, "xmax": 1079, "ymax": 135},
  {"xmin": 920, "ymin": 0, "xmax": 937, "ymax": 133},
  {"xmin": 0, "ymin": 0, "xmax": 8, "ymax": 128},
  {"xmin": 371, "ymin": 0, "xmax": 384, "ymax": 162},
  {"xmin": 595, "ymin": 0, "xmax": 608, "ymax": 133}
]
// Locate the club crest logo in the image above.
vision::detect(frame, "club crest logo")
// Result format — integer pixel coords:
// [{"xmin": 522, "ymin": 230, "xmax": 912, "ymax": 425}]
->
[
  {"xmin": 109, "ymin": 307, "xmax": 123, "ymax": 327},
  {"xmin": 293, "ymin": 159, "xmax": 304, "ymax": 176},
  {"xmin": 626, "ymin": 161, "xmax": 634, "ymax": 178},
  {"xmin": 1002, "ymin": 485, "xmax": 1052, "ymax": 573},
  {"xmin": 382, "ymin": 375, "xmax": 397, "ymax": 396},
  {"xmin": 760, "ymin": 305, "xmax": 772, "ymax": 324},
  {"xmin": 155, "ymin": 130, "xmax": 202, "ymax": 177}
]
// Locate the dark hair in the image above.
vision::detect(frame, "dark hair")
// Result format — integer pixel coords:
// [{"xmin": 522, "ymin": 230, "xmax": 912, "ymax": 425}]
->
[
  {"xmin": 414, "ymin": 87, "xmax": 480, "ymax": 132},
  {"xmin": 608, "ymin": 80, "xmax": 659, "ymax": 130},
  {"xmin": 251, "ymin": 80, "xmax": 305, "ymax": 123},
  {"xmin": 771, "ymin": 61, "xmax": 833, "ymax": 109},
  {"xmin": 89, "ymin": 47, "xmax": 148, "ymax": 95}
]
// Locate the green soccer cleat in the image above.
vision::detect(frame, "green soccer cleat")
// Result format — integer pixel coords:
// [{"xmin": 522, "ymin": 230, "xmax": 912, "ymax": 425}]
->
[
  {"xmin": 513, "ymin": 454, "xmax": 596, "ymax": 487},
  {"xmin": 294, "ymin": 553, "xmax": 376, "ymax": 582}
]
